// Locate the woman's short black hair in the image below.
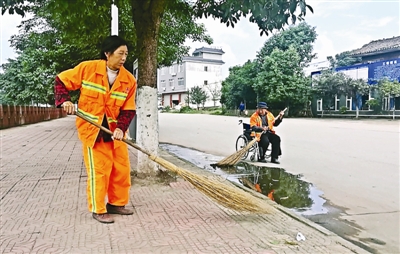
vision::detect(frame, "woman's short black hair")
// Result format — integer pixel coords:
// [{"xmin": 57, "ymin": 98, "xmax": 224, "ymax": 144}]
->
[{"xmin": 100, "ymin": 35, "xmax": 128, "ymax": 60}]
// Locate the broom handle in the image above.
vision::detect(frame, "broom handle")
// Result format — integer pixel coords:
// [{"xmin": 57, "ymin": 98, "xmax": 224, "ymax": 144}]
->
[
  {"xmin": 274, "ymin": 107, "xmax": 287, "ymax": 121},
  {"xmin": 75, "ymin": 112, "xmax": 152, "ymax": 157}
]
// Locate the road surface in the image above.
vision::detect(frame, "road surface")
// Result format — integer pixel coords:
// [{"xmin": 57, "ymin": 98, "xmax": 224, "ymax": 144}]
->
[{"xmin": 159, "ymin": 113, "xmax": 399, "ymax": 254}]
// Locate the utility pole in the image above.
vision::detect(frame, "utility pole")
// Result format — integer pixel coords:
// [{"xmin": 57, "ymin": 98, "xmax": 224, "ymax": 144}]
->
[{"xmin": 111, "ymin": 4, "xmax": 118, "ymax": 35}]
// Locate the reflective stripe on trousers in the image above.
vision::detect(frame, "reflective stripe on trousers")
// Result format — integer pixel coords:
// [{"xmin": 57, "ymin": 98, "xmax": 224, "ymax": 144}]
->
[{"xmin": 82, "ymin": 140, "xmax": 131, "ymax": 214}]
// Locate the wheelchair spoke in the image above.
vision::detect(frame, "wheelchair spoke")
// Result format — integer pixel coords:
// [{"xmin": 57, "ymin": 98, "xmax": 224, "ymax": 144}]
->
[{"xmin": 235, "ymin": 135, "xmax": 250, "ymax": 160}]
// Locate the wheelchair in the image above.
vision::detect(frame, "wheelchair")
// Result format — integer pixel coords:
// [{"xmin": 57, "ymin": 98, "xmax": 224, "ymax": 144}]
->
[{"xmin": 235, "ymin": 120, "xmax": 271, "ymax": 162}]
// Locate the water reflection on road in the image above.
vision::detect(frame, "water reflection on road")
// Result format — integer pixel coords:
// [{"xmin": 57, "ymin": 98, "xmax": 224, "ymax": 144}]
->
[{"xmin": 160, "ymin": 143, "xmax": 327, "ymax": 216}]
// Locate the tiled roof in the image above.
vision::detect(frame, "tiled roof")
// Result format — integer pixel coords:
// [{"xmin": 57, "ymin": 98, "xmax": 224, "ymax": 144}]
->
[
  {"xmin": 349, "ymin": 36, "xmax": 400, "ymax": 56},
  {"xmin": 192, "ymin": 47, "xmax": 225, "ymax": 55},
  {"xmin": 182, "ymin": 56, "xmax": 225, "ymax": 64}
]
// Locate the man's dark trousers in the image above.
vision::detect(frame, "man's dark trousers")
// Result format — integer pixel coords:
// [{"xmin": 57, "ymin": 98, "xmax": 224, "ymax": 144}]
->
[
  {"xmin": 258, "ymin": 132, "xmax": 281, "ymax": 160},
  {"xmin": 266, "ymin": 132, "xmax": 281, "ymax": 159}
]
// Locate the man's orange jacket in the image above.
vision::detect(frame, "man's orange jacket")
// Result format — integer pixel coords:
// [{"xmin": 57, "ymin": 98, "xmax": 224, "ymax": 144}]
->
[
  {"xmin": 250, "ymin": 111, "xmax": 277, "ymax": 141},
  {"xmin": 58, "ymin": 60, "xmax": 137, "ymax": 147}
]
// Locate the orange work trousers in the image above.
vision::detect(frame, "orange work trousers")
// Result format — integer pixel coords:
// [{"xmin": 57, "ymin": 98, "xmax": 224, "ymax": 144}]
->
[{"xmin": 82, "ymin": 140, "xmax": 131, "ymax": 214}]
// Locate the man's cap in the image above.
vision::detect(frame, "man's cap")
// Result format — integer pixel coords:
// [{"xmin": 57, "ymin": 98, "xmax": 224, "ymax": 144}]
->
[{"xmin": 257, "ymin": 102, "xmax": 268, "ymax": 109}]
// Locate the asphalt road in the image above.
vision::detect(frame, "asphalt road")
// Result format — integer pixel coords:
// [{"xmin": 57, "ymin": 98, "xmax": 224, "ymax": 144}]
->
[{"xmin": 159, "ymin": 113, "xmax": 400, "ymax": 254}]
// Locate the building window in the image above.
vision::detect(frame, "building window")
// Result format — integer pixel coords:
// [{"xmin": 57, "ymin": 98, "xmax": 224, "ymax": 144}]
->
[
  {"xmin": 370, "ymin": 87, "xmax": 378, "ymax": 99},
  {"xmin": 160, "ymin": 80, "xmax": 166, "ymax": 87},
  {"xmin": 204, "ymin": 66, "xmax": 208, "ymax": 72},
  {"xmin": 161, "ymin": 68, "xmax": 166, "ymax": 75},
  {"xmin": 169, "ymin": 79, "xmax": 174, "ymax": 86},
  {"xmin": 178, "ymin": 78, "xmax": 184, "ymax": 86},
  {"xmin": 346, "ymin": 96, "xmax": 352, "ymax": 110},
  {"xmin": 335, "ymin": 95, "xmax": 340, "ymax": 111},
  {"xmin": 169, "ymin": 66, "xmax": 175, "ymax": 74},
  {"xmin": 178, "ymin": 64, "xmax": 183, "ymax": 73},
  {"xmin": 204, "ymin": 80, "xmax": 208, "ymax": 85},
  {"xmin": 317, "ymin": 99, "xmax": 322, "ymax": 111}
]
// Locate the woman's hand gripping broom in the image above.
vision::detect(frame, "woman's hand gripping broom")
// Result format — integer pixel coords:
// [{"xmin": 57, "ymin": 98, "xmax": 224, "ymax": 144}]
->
[{"xmin": 75, "ymin": 111, "xmax": 270, "ymax": 214}]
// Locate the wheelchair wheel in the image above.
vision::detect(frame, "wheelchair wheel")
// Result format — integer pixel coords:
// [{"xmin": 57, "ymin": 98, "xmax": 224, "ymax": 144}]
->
[
  {"xmin": 265, "ymin": 148, "xmax": 271, "ymax": 159},
  {"xmin": 235, "ymin": 135, "xmax": 249, "ymax": 160}
]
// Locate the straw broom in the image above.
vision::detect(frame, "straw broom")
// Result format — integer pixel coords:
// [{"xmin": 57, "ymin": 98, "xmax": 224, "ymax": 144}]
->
[
  {"xmin": 75, "ymin": 112, "xmax": 270, "ymax": 213},
  {"xmin": 212, "ymin": 138, "xmax": 257, "ymax": 167}
]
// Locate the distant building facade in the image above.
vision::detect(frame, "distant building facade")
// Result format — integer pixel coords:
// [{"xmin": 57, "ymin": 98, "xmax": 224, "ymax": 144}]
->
[
  {"xmin": 157, "ymin": 47, "xmax": 225, "ymax": 108},
  {"xmin": 311, "ymin": 36, "xmax": 400, "ymax": 112}
]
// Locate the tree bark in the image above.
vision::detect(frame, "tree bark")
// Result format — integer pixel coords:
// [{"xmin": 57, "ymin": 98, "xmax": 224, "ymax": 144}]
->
[
  {"xmin": 393, "ymin": 103, "xmax": 395, "ymax": 120},
  {"xmin": 131, "ymin": 0, "xmax": 167, "ymax": 174},
  {"xmin": 356, "ymin": 105, "xmax": 359, "ymax": 119}
]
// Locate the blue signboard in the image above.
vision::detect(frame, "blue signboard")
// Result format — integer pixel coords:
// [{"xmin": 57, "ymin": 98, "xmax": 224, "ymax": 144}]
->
[
  {"xmin": 311, "ymin": 58, "xmax": 400, "ymax": 110},
  {"xmin": 311, "ymin": 58, "xmax": 400, "ymax": 83},
  {"xmin": 335, "ymin": 58, "xmax": 400, "ymax": 84}
]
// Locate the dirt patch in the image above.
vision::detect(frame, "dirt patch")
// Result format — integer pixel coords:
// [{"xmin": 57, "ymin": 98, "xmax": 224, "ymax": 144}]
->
[{"xmin": 131, "ymin": 169, "xmax": 178, "ymax": 186}]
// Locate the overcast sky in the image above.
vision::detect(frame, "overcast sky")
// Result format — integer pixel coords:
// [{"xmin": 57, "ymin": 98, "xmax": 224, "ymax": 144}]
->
[{"xmin": 1, "ymin": 0, "xmax": 399, "ymax": 78}]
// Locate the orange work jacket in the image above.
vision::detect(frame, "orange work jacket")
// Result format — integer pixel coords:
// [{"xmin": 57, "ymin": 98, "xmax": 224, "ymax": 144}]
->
[
  {"xmin": 250, "ymin": 111, "xmax": 277, "ymax": 141},
  {"xmin": 58, "ymin": 60, "xmax": 137, "ymax": 147}
]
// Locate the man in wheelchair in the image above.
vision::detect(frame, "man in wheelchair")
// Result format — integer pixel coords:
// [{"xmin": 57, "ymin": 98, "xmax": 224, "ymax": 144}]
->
[{"xmin": 250, "ymin": 102, "xmax": 284, "ymax": 163}]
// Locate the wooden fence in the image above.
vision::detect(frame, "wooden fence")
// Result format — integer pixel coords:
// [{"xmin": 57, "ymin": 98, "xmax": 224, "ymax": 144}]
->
[{"xmin": 0, "ymin": 105, "xmax": 67, "ymax": 129}]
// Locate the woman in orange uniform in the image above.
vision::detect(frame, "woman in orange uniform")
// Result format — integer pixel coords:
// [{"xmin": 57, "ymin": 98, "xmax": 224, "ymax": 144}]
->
[{"xmin": 55, "ymin": 36, "xmax": 137, "ymax": 224}]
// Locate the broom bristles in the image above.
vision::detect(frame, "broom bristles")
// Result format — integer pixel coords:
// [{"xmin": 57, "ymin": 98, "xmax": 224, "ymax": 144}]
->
[
  {"xmin": 213, "ymin": 138, "xmax": 258, "ymax": 167},
  {"xmin": 150, "ymin": 154, "xmax": 270, "ymax": 213},
  {"xmin": 75, "ymin": 112, "xmax": 268, "ymax": 213}
]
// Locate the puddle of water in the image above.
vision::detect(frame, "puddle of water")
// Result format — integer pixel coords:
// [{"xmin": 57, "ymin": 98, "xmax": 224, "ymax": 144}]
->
[{"xmin": 160, "ymin": 143, "xmax": 328, "ymax": 216}]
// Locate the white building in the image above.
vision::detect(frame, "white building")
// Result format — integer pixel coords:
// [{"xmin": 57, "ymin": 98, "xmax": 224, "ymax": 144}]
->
[
  {"xmin": 303, "ymin": 60, "xmax": 330, "ymax": 76},
  {"xmin": 157, "ymin": 47, "xmax": 225, "ymax": 108}
]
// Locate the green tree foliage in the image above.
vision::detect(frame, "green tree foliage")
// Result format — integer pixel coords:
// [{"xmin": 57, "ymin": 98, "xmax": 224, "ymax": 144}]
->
[
  {"xmin": 255, "ymin": 46, "xmax": 310, "ymax": 114},
  {"xmin": 379, "ymin": 79, "xmax": 400, "ymax": 98},
  {"xmin": 221, "ymin": 22, "xmax": 317, "ymax": 114},
  {"xmin": 220, "ymin": 61, "xmax": 258, "ymax": 109},
  {"xmin": 0, "ymin": 0, "xmax": 212, "ymax": 104},
  {"xmin": 189, "ymin": 86, "xmax": 208, "ymax": 110},
  {"xmin": 340, "ymin": 76, "xmax": 369, "ymax": 118},
  {"xmin": 2, "ymin": 0, "xmax": 313, "ymax": 88},
  {"xmin": 379, "ymin": 79, "xmax": 400, "ymax": 118},
  {"xmin": 0, "ymin": 55, "xmax": 55, "ymax": 105},
  {"xmin": 311, "ymin": 70, "xmax": 343, "ymax": 111},
  {"xmin": 256, "ymin": 22, "xmax": 317, "ymax": 67},
  {"xmin": 312, "ymin": 71, "xmax": 372, "ymax": 117},
  {"xmin": 327, "ymin": 51, "xmax": 362, "ymax": 68}
]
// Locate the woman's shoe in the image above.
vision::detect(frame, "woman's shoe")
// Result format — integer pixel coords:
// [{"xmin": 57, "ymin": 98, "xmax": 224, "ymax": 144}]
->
[{"xmin": 92, "ymin": 213, "xmax": 114, "ymax": 223}]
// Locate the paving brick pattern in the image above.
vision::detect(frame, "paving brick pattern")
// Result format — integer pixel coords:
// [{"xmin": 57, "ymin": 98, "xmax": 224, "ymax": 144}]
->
[{"xmin": 0, "ymin": 117, "xmax": 368, "ymax": 254}]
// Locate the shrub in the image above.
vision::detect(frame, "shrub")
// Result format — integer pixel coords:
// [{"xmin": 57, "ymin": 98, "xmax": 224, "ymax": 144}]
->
[
  {"xmin": 366, "ymin": 99, "xmax": 381, "ymax": 114},
  {"xmin": 339, "ymin": 106, "xmax": 348, "ymax": 114},
  {"xmin": 221, "ymin": 105, "xmax": 227, "ymax": 115},
  {"xmin": 179, "ymin": 106, "xmax": 192, "ymax": 113}
]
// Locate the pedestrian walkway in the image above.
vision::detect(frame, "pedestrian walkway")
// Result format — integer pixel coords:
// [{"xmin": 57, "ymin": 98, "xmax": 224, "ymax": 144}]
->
[{"xmin": 1, "ymin": 117, "xmax": 368, "ymax": 254}]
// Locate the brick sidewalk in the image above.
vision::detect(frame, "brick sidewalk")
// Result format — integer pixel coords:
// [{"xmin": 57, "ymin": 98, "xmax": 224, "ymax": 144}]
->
[{"xmin": 0, "ymin": 117, "xmax": 368, "ymax": 254}]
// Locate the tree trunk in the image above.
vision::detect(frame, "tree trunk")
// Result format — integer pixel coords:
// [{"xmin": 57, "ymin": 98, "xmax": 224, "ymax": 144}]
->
[
  {"xmin": 356, "ymin": 105, "xmax": 359, "ymax": 119},
  {"xmin": 393, "ymin": 102, "xmax": 395, "ymax": 120},
  {"xmin": 131, "ymin": 0, "xmax": 166, "ymax": 174}
]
